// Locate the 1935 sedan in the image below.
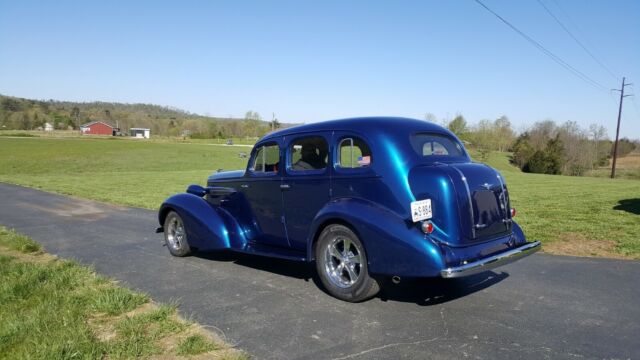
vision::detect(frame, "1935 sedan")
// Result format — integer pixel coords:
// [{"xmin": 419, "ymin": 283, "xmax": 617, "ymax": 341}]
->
[{"xmin": 157, "ymin": 117, "xmax": 540, "ymax": 302}]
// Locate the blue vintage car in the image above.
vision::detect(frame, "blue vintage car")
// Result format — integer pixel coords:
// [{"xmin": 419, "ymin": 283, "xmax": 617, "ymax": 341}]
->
[{"xmin": 158, "ymin": 117, "xmax": 540, "ymax": 302}]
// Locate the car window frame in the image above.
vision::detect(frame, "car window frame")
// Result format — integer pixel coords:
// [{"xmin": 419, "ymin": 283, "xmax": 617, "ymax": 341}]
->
[
  {"xmin": 285, "ymin": 134, "xmax": 330, "ymax": 176},
  {"xmin": 334, "ymin": 135, "xmax": 374, "ymax": 174},
  {"xmin": 248, "ymin": 140, "xmax": 281, "ymax": 177}
]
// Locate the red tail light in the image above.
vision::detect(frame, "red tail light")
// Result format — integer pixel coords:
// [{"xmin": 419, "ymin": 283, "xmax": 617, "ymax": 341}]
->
[
  {"xmin": 510, "ymin": 208, "xmax": 516, "ymax": 217},
  {"xmin": 421, "ymin": 221, "xmax": 434, "ymax": 234}
]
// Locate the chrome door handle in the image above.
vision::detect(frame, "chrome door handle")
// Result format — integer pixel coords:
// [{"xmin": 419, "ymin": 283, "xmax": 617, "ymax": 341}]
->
[
  {"xmin": 240, "ymin": 184, "xmax": 249, "ymax": 188},
  {"xmin": 280, "ymin": 184, "xmax": 291, "ymax": 190}
]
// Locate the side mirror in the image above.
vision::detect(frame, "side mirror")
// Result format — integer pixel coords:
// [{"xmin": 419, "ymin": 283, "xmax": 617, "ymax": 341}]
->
[{"xmin": 186, "ymin": 184, "xmax": 207, "ymax": 197}]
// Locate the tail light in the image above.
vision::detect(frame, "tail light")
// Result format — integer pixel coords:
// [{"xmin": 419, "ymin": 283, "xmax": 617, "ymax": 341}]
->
[
  {"xmin": 421, "ymin": 221, "xmax": 434, "ymax": 234},
  {"xmin": 510, "ymin": 208, "xmax": 516, "ymax": 217}
]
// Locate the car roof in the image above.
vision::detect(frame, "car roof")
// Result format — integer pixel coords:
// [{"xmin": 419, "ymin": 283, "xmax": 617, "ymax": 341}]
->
[{"xmin": 261, "ymin": 117, "xmax": 453, "ymax": 141}]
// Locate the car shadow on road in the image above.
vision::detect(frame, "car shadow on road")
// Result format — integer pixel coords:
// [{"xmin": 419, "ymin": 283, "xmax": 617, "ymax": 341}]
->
[
  {"xmin": 377, "ymin": 271, "xmax": 509, "ymax": 306},
  {"xmin": 195, "ymin": 250, "xmax": 508, "ymax": 305},
  {"xmin": 613, "ymin": 198, "xmax": 640, "ymax": 215},
  {"xmin": 195, "ymin": 251, "xmax": 316, "ymax": 281}
]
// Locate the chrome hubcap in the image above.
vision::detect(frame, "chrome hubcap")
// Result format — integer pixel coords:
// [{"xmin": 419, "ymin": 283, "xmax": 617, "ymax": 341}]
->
[
  {"xmin": 324, "ymin": 236, "xmax": 362, "ymax": 288},
  {"xmin": 166, "ymin": 216, "xmax": 185, "ymax": 250}
]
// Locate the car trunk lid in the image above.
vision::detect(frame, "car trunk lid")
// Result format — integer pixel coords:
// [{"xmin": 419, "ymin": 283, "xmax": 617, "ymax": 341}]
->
[
  {"xmin": 408, "ymin": 162, "xmax": 511, "ymax": 245},
  {"xmin": 447, "ymin": 163, "xmax": 512, "ymax": 242}
]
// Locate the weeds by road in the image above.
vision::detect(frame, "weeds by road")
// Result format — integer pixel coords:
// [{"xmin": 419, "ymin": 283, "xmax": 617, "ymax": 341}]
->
[{"xmin": 0, "ymin": 226, "xmax": 248, "ymax": 359}]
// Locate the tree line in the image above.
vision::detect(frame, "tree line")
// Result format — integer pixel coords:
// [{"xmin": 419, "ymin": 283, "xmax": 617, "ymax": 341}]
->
[
  {"xmin": 435, "ymin": 114, "xmax": 637, "ymax": 176},
  {"xmin": 0, "ymin": 95, "xmax": 286, "ymax": 139}
]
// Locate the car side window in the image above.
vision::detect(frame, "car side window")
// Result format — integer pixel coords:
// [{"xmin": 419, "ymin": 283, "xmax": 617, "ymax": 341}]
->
[
  {"xmin": 289, "ymin": 136, "xmax": 328, "ymax": 172},
  {"xmin": 251, "ymin": 143, "xmax": 280, "ymax": 173},
  {"xmin": 338, "ymin": 137, "xmax": 372, "ymax": 168}
]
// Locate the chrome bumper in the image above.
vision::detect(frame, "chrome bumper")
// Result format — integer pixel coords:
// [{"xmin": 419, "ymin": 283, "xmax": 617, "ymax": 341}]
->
[{"xmin": 440, "ymin": 241, "xmax": 541, "ymax": 278}]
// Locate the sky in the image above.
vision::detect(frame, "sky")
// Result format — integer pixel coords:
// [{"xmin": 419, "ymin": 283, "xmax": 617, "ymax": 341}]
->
[{"xmin": 0, "ymin": 0, "xmax": 638, "ymax": 138}]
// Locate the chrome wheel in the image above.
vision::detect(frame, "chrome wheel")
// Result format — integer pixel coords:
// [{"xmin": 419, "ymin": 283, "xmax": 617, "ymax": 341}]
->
[
  {"xmin": 323, "ymin": 236, "xmax": 362, "ymax": 288},
  {"xmin": 166, "ymin": 215, "xmax": 186, "ymax": 251}
]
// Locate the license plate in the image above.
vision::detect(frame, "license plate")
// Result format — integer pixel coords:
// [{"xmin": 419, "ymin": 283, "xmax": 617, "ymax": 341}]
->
[{"xmin": 411, "ymin": 199, "xmax": 432, "ymax": 222}]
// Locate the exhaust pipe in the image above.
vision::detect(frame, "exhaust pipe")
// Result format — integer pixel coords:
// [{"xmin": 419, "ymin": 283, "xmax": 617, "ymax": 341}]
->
[{"xmin": 392, "ymin": 276, "xmax": 401, "ymax": 284}]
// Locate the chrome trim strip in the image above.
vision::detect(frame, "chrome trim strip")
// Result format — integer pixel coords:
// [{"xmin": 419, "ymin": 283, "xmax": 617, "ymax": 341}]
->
[
  {"xmin": 440, "ymin": 241, "xmax": 541, "ymax": 278},
  {"xmin": 450, "ymin": 165, "xmax": 475, "ymax": 238},
  {"xmin": 495, "ymin": 173, "xmax": 511, "ymax": 229}
]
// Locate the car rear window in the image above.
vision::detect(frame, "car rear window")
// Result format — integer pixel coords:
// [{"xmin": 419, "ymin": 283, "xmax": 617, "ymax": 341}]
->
[{"xmin": 411, "ymin": 133, "xmax": 465, "ymax": 158}]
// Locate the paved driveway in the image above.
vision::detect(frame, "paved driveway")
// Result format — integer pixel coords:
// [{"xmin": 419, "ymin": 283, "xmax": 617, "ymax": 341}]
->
[{"xmin": 0, "ymin": 183, "xmax": 638, "ymax": 359}]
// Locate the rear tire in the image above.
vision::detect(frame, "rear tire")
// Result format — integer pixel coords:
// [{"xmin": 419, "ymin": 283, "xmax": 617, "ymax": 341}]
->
[
  {"xmin": 315, "ymin": 224, "xmax": 380, "ymax": 302},
  {"xmin": 163, "ymin": 211, "xmax": 191, "ymax": 257}
]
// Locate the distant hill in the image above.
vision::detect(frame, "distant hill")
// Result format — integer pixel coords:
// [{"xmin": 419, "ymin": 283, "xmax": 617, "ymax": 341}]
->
[{"xmin": 0, "ymin": 94, "xmax": 291, "ymax": 138}]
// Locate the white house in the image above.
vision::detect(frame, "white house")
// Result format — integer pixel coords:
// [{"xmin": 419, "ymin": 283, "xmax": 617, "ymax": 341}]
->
[
  {"xmin": 130, "ymin": 128, "xmax": 150, "ymax": 139},
  {"xmin": 44, "ymin": 122, "xmax": 54, "ymax": 131}
]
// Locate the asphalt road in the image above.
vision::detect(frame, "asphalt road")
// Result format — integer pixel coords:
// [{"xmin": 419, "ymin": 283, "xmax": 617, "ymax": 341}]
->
[{"xmin": 0, "ymin": 182, "xmax": 638, "ymax": 359}]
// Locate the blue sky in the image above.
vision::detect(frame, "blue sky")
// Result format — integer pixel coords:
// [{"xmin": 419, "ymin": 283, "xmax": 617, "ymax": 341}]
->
[{"xmin": 1, "ymin": 0, "xmax": 638, "ymax": 138}]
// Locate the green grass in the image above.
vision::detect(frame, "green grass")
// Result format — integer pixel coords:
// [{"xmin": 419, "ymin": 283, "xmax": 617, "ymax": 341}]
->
[
  {"xmin": 176, "ymin": 335, "xmax": 219, "ymax": 355},
  {"xmin": 0, "ymin": 227, "xmax": 42, "ymax": 253},
  {"xmin": 586, "ymin": 167, "xmax": 640, "ymax": 180},
  {"xmin": 0, "ymin": 137, "xmax": 249, "ymax": 208},
  {"xmin": 1, "ymin": 137, "xmax": 639, "ymax": 258},
  {"xmin": 0, "ymin": 132, "xmax": 38, "ymax": 137},
  {"xmin": 91, "ymin": 287, "xmax": 148, "ymax": 316},
  {"xmin": 0, "ymin": 226, "xmax": 243, "ymax": 359},
  {"xmin": 107, "ymin": 305, "xmax": 187, "ymax": 358},
  {"xmin": 470, "ymin": 150, "xmax": 640, "ymax": 258}
]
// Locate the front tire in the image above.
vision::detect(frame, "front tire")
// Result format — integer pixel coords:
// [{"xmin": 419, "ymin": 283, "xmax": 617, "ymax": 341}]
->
[
  {"xmin": 315, "ymin": 224, "xmax": 380, "ymax": 302},
  {"xmin": 163, "ymin": 211, "xmax": 191, "ymax": 257}
]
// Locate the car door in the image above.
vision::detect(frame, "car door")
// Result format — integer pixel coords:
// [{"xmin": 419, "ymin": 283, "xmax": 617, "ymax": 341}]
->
[
  {"xmin": 240, "ymin": 139, "xmax": 290, "ymax": 248},
  {"xmin": 281, "ymin": 134, "xmax": 331, "ymax": 251}
]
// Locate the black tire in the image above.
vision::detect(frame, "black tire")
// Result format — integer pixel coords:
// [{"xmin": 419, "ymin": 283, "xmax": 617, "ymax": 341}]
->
[
  {"xmin": 315, "ymin": 224, "xmax": 380, "ymax": 302},
  {"xmin": 163, "ymin": 211, "xmax": 191, "ymax": 257}
]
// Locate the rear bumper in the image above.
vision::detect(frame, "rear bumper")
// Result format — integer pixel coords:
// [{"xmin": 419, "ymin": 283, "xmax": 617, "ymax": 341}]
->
[{"xmin": 440, "ymin": 241, "xmax": 541, "ymax": 278}]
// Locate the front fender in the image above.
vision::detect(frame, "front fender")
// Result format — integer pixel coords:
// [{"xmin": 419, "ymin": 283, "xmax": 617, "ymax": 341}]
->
[
  {"xmin": 159, "ymin": 193, "xmax": 247, "ymax": 251},
  {"xmin": 307, "ymin": 198, "xmax": 445, "ymax": 277}
]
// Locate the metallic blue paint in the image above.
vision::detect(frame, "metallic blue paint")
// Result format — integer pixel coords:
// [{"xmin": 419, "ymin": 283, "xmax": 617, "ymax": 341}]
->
[
  {"xmin": 159, "ymin": 193, "xmax": 240, "ymax": 251},
  {"xmin": 158, "ymin": 117, "xmax": 537, "ymax": 278},
  {"xmin": 209, "ymin": 169, "xmax": 245, "ymax": 181}
]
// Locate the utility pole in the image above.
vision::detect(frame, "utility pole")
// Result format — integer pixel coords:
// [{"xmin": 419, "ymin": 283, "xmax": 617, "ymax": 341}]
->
[{"xmin": 611, "ymin": 77, "xmax": 633, "ymax": 179}]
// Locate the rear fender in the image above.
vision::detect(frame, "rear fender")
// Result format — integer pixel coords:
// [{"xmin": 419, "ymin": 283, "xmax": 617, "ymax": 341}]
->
[
  {"xmin": 159, "ymin": 193, "xmax": 247, "ymax": 251},
  {"xmin": 307, "ymin": 198, "xmax": 445, "ymax": 277}
]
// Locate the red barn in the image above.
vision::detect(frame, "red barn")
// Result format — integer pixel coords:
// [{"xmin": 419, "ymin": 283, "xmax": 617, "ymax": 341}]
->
[{"xmin": 80, "ymin": 121, "xmax": 115, "ymax": 136}]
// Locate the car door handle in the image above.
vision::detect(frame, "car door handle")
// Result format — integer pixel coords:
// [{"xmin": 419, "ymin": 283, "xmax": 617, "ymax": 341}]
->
[
  {"xmin": 280, "ymin": 184, "xmax": 291, "ymax": 190},
  {"xmin": 241, "ymin": 184, "xmax": 249, "ymax": 188}
]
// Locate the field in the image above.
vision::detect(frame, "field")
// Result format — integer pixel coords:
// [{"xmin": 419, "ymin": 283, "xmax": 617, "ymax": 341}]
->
[
  {"xmin": 472, "ymin": 151, "xmax": 639, "ymax": 258},
  {"xmin": 1, "ymin": 137, "xmax": 639, "ymax": 259},
  {"xmin": 0, "ymin": 226, "xmax": 245, "ymax": 359},
  {"xmin": 0, "ymin": 136, "xmax": 249, "ymax": 208},
  {"xmin": 587, "ymin": 152, "xmax": 640, "ymax": 180}
]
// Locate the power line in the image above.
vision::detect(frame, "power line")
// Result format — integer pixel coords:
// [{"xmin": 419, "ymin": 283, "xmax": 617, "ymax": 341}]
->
[
  {"xmin": 473, "ymin": 0, "xmax": 608, "ymax": 92},
  {"xmin": 549, "ymin": 0, "xmax": 620, "ymax": 80},
  {"xmin": 536, "ymin": 0, "xmax": 619, "ymax": 81}
]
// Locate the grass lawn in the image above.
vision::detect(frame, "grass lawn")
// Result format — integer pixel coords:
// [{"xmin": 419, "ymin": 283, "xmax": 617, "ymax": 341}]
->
[
  {"xmin": 473, "ymin": 151, "xmax": 640, "ymax": 259},
  {"xmin": 0, "ymin": 226, "xmax": 247, "ymax": 359},
  {"xmin": 0, "ymin": 137, "xmax": 248, "ymax": 208},
  {"xmin": 1, "ymin": 137, "xmax": 639, "ymax": 259}
]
